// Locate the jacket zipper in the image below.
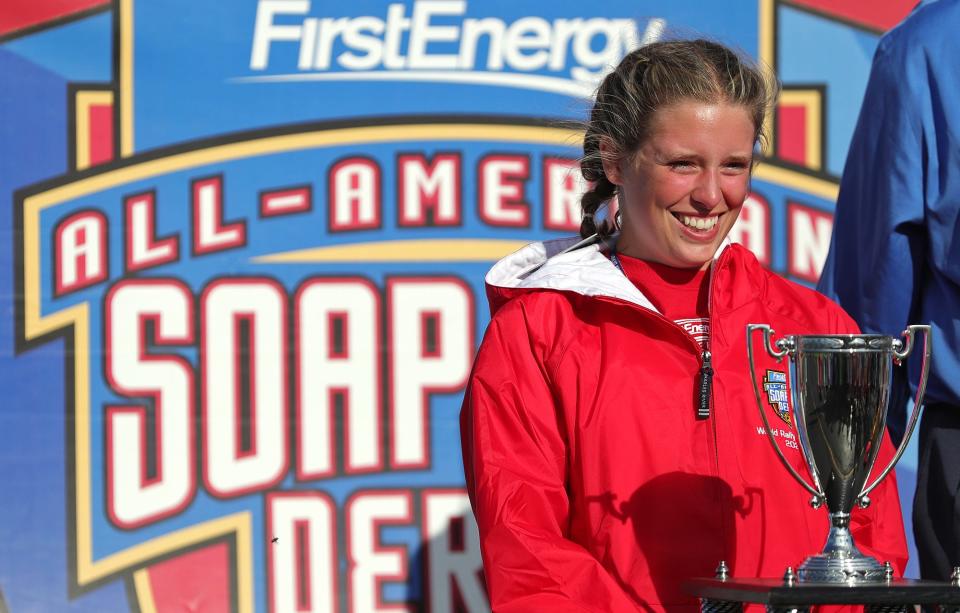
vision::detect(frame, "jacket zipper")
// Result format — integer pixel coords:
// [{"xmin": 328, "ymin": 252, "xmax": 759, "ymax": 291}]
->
[
  {"xmin": 705, "ymin": 250, "xmax": 728, "ymax": 565},
  {"xmin": 697, "ymin": 350, "xmax": 713, "ymax": 419},
  {"xmin": 701, "ymin": 250, "xmax": 718, "ymax": 421}
]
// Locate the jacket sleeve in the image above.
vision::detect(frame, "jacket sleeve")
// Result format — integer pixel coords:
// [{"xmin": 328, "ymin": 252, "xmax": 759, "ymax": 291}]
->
[
  {"xmin": 460, "ymin": 300, "xmax": 640, "ymax": 612},
  {"xmin": 815, "ymin": 33, "xmax": 927, "ymax": 442},
  {"xmin": 827, "ymin": 302, "xmax": 910, "ymax": 575}
]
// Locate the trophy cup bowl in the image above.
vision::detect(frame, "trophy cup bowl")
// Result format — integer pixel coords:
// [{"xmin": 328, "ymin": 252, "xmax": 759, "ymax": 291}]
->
[{"xmin": 746, "ymin": 325, "xmax": 932, "ymax": 584}]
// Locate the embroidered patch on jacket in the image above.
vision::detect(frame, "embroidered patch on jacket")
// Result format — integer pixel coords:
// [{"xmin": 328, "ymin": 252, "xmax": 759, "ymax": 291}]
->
[{"xmin": 762, "ymin": 369, "xmax": 791, "ymax": 425}]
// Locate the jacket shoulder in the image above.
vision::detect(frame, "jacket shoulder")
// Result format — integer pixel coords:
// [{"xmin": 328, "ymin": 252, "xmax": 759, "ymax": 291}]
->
[
  {"xmin": 483, "ymin": 288, "xmax": 598, "ymax": 369},
  {"xmin": 492, "ymin": 285, "xmax": 577, "ymax": 312},
  {"xmin": 761, "ymin": 268, "xmax": 858, "ymax": 334}
]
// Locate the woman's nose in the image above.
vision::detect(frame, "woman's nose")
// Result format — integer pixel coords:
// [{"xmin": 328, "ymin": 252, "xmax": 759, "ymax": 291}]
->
[{"xmin": 691, "ymin": 169, "xmax": 723, "ymax": 210}]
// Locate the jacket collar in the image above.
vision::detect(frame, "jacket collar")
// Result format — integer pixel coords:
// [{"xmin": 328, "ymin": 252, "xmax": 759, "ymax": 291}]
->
[{"xmin": 485, "ymin": 234, "xmax": 743, "ymax": 316}]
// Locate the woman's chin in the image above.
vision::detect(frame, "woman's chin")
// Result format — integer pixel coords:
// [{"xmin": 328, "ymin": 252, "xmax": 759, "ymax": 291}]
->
[{"xmin": 671, "ymin": 242, "xmax": 722, "ymax": 269}]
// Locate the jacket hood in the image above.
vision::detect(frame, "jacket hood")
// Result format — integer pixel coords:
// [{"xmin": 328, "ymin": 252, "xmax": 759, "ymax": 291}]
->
[{"xmin": 484, "ymin": 235, "xmax": 735, "ymax": 317}]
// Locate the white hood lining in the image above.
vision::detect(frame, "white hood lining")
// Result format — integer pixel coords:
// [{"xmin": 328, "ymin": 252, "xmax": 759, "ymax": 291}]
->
[{"xmin": 485, "ymin": 235, "xmax": 734, "ymax": 315}]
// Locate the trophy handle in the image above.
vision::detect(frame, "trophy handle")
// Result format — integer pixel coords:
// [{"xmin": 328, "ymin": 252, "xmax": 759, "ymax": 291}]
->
[
  {"xmin": 746, "ymin": 324, "xmax": 825, "ymax": 503},
  {"xmin": 859, "ymin": 324, "xmax": 933, "ymax": 502}
]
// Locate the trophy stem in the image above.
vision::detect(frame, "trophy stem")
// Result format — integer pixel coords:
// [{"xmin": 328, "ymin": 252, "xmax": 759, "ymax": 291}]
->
[
  {"xmin": 822, "ymin": 512, "xmax": 860, "ymax": 556},
  {"xmin": 797, "ymin": 512, "xmax": 885, "ymax": 583}
]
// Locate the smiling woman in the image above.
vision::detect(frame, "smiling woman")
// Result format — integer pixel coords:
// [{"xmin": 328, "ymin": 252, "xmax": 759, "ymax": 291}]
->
[
  {"xmin": 604, "ymin": 100, "xmax": 755, "ymax": 269},
  {"xmin": 460, "ymin": 38, "xmax": 909, "ymax": 612},
  {"xmin": 579, "ymin": 40, "xmax": 773, "ymax": 267}
]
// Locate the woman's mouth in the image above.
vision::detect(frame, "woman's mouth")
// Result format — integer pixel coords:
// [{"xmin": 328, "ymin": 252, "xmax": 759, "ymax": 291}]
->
[{"xmin": 673, "ymin": 213, "xmax": 719, "ymax": 231}]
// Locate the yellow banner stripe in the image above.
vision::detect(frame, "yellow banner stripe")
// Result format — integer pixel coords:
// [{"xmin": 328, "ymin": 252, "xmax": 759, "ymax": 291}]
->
[
  {"xmin": 254, "ymin": 238, "xmax": 529, "ymax": 263},
  {"xmin": 754, "ymin": 163, "xmax": 838, "ymax": 201}
]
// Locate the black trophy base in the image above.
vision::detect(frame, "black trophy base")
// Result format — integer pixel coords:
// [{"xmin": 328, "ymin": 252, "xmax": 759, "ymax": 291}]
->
[{"xmin": 685, "ymin": 576, "xmax": 960, "ymax": 613}]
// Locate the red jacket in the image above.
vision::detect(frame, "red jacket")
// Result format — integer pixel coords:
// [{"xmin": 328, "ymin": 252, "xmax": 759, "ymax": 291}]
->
[{"xmin": 460, "ymin": 239, "xmax": 908, "ymax": 612}]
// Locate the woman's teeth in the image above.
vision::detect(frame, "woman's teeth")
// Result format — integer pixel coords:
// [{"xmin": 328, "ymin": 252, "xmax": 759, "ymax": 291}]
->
[{"xmin": 677, "ymin": 214, "xmax": 718, "ymax": 231}]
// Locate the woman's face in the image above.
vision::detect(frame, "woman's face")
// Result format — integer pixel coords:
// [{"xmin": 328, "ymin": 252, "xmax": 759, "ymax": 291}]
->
[{"xmin": 602, "ymin": 100, "xmax": 756, "ymax": 270}]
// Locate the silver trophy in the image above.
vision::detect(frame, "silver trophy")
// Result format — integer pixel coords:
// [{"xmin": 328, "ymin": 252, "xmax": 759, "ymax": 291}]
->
[{"xmin": 746, "ymin": 324, "xmax": 931, "ymax": 583}]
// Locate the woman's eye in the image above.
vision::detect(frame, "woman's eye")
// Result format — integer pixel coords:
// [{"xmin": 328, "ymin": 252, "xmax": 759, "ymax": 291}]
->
[{"xmin": 669, "ymin": 160, "xmax": 695, "ymax": 169}]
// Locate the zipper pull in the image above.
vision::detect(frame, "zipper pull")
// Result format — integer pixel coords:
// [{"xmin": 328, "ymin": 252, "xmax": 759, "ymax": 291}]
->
[{"xmin": 697, "ymin": 350, "xmax": 713, "ymax": 419}]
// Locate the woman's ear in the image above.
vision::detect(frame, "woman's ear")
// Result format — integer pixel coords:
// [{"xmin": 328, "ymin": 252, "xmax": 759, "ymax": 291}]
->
[{"xmin": 599, "ymin": 137, "xmax": 623, "ymax": 185}]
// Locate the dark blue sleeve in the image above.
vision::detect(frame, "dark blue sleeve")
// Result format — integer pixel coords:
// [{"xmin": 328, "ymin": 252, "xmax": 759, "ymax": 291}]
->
[{"xmin": 816, "ymin": 32, "xmax": 928, "ymax": 442}]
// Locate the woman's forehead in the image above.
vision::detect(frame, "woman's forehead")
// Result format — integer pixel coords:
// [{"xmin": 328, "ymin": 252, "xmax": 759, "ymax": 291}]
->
[{"xmin": 643, "ymin": 101, "xmax": 756, "ymax": 149}]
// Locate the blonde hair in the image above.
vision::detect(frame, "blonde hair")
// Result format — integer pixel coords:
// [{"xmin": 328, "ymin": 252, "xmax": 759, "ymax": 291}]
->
[{"xmin": 579, "ymin": 39, "xmax": 778, "ymax": 238}]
